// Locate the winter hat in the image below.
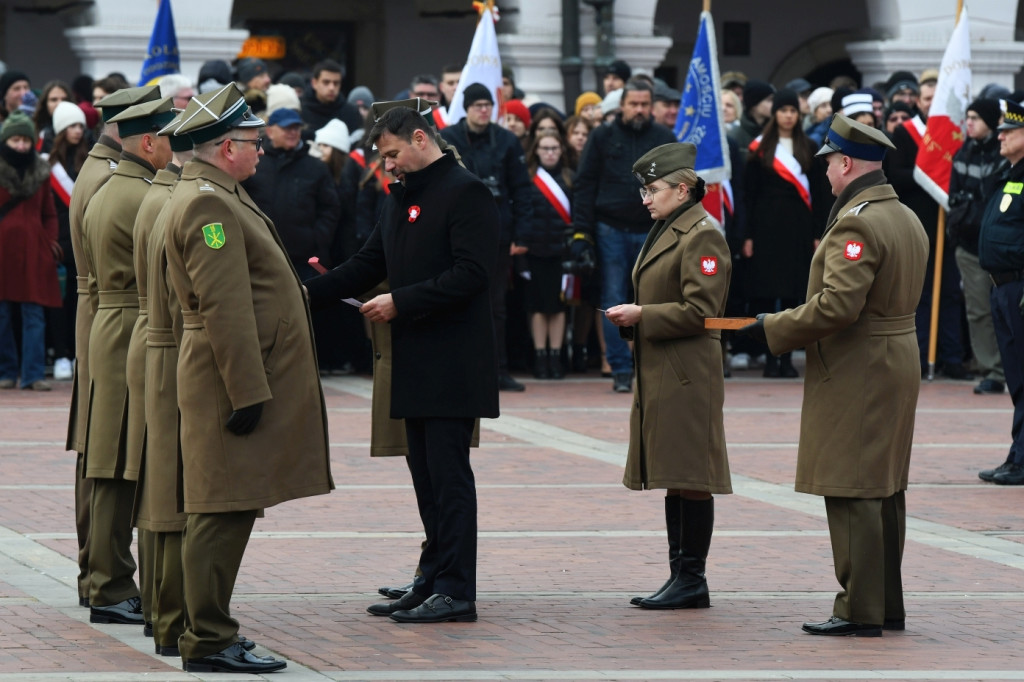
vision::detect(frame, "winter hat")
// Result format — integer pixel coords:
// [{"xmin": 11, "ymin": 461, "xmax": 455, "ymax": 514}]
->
[
  {"xmin": 830, "ymin": 87, "xmax": 854, "ymax": 117},
  {"xmin": 841, "ymin": 92, "xmax": 874, "ymax": 117},
  {"xmin": 265, "ymin": 83, "xmax": 301, "ymax": 117},
  {"xmin": 17, "ymin": 90, "xmax": 38, "ymax": 115},
  {"xmin": 967, "ymin": 98, "xmax": 1001, "ymax": 133},
  {"xmin": 771, "ymin": 88, "xmax": 800, "ymax": 114},
  {"xmin": 315, "ymin": 118, "xmax": 351, "ymax": 153},
  {"xmin": 0, "ymin": 70, "xmax": 29, "ymax": 104},
  {"xmin": 1, "ymin": 111, "xmax": 36, "ymax": 143},
  {"xmin": 575, "ymin": 91, "xmax": 602, "ymax": 116},
  {"xmin": 807, "ymin": 87, "xmax": 834, "ymax": 115},
  {"xmin": 505, "ymin": 99, "xmax": 531, "ymax": 128},
  {"xmin": 742, "ymin": 79, "xmax": 775, "ymax": 110},
  {"xmin": 462, "ymin": 82, "xmax": 493, "ymax": 106},
  {"xmin": 347, "ymin": 86, "xmax": 375, "ymax": 109},
  {"xmin": 601, "ymin": 88, "xmax": 623, "ymax": 115},
  {"xmin": 785, "ymin": 77, "xmax": 813, "ymax": 95},
  {"xmin": 277, "ymin": 72, "xmax": 305, "ymax": 91},
  {"xmin": 884, "ymin": 71, "xmax": 919, "ymax": 100},
  {"xmin": 198, "ymin": 60, "xmax": 232, "ymax": 87},
  {"xmin": 52, "ymin": 100, "xmax": 86, "ymax": 135},
  {"xmin": 235, "ymin": 58, "xmax": 269, "ymax": 85},
  {"xmin": 979, "ymin": 83, "xmax": 1012, "ymax": 101},
  {"xmin": 607, "ymin": 60, "xmax": 632, "ymax": 82}
]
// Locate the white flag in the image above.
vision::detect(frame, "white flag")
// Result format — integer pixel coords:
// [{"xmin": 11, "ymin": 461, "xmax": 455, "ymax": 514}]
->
[{"xmin": 446, "ymin": 5, "xmax": 503, "ymax": 126}]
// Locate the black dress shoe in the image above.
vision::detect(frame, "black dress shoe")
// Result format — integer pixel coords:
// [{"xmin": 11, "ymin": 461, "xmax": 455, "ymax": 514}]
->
[
  {"xmin": 993, "ymin": 462, "xmax": 1024, "ymax": 485},
  {"xmin": 883, "ymin": 618, "xmax": 905, "ymax": 631},
  {"xmin": 390, "ymin": 594, "xmax": 477, "ymax": 623},
  {"xmin": 802, "ymin": 615, "xmax": 881, "ymax": 637},
  {"xmin": 144, "ymin": 621, "xmax": 153, "ymax": 637},
  {"xmin": 379, "ymin": 581, "xmax": 414, "ymax": 599},
  {"xmin": 974, "ymin": 378, "xmax": 1005, "ymax": 394},
  {"xmin": 155, "ymin": 643, "xmax": 180, "ymax": 657},
  {"xmin": 979, "ymin": 460, "xmax": 1013, "ymax": 482},
  {"xmin": 498, "ymin": 373, "xmax": 525, "ymax": 391},
  {"xmin": 238, "ymin": 635, "xmax": 256, "ymax": 651},
  {"xmin": 612, "ymin": 373, "xmax": 632, "ymax": 393},
  {"xmin": 89, "ymin": 596, "xmax": 144, "ymax": 624},
  {"xmin": 183, "ymin": 643, "xmax": 286, "ymax": 673},
  {"xmin": 367, "ymin": 589, "xmax": 426, "ymax": 616}
]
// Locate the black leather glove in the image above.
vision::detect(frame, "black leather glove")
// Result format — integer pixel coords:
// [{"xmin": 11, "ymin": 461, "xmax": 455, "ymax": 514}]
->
[
  {"xmin": 226, "ymin": 402, "xmax": 264, "ymax": 436},
  {"xmin": 738, "ymin": 313, "xmax": 767, "ymax": 344},
  {"xmin": 569, "ymin": 233, "xmax": 595, "ymax": 262}
]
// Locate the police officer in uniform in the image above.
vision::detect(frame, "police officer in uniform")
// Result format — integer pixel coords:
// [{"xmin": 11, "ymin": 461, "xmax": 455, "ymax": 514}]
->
[
  {"xmin": 977, "ymin": 99, "xmax": 1024, "ymax": 486},
  {"xmin": 162, "ymin": 83, "xmax": 333, "ymax": 673},
  {"xmin": 742, "ymin": 116, "xmax": 928, "ymax": 636},
  {"xmin": 82, "ymin": 95, "xmax": 176, "ymax": 625},
  {"xmin": 66, "ymin": 84, "xmax": 160, "ymax": 608}
]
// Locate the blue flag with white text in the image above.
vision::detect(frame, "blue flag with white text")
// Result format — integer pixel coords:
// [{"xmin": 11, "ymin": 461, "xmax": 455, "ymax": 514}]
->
[
  {"xmin": 139, "ymin": 0, "xmax": 180, "ymax": 86},
  {"xmin": 674, "ymin": 11, "xmax": 729, "ymax": 184}
]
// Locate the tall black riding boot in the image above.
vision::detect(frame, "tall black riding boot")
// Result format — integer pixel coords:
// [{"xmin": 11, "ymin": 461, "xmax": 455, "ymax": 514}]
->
[
  {"xmin": 640, "ymin": 497, "xmax": 713, "ymax": 609},
  {"xmin": 630, "ymin": 496, "xmax": 682, "ymax": 606},
  {"xmin": 779, "ymin": 352, "xmax": 799, "ymax": 378},
  {"xmin": 548, "ymin": 348, "xmax": 565, "ymax": 379},
  {"xmin": 533, "ymin": 349, "xmax": 549, "ymax": 379}
]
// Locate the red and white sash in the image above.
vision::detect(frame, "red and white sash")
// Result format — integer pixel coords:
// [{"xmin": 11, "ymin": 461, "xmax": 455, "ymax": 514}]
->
[
  {"xmin": 432, "ymin": 107, "xmax": 449, "ymax": 130},
  {"xmin": 750, "ymin": 135, "xmax": 811, "ymax": 210},
  {"xmin": 532, "ymin": 167, "xmax": 571, "ymax": 225},
  {"xmin": 349, "ymin": 148, "xmax": 366, "ymax": 169},
  {"xmin": 50, "ymin": 161, "xmax": 74, "ymax": 207},
  {"xmin": 902, "ymin": 115, "xmax": 926, "ymax": 147}
]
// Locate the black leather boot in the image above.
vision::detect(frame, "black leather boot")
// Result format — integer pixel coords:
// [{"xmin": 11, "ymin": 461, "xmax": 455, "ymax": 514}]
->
[
  {"xmin": 640, "ymin": 497, "xmax": 713, "ymax": 609},
  {"xmin": 533, "ymin": 349, "xmax": 549, "ymax": 379},
  {"xmin": 548, "ymin": 348, "xmax": 565, "ymax": 379},
  {"xmin": 630, "ymin": 496, "xmax": 682, "ymax": 606},
  {"xmin": 779, "ymin": 352, "xmax": 799, "ymax": 378}
]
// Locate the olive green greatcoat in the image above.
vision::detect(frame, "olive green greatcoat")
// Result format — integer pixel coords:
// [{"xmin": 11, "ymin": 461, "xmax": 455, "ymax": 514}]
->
[
  {"xmin": 163, "ymin": 158, "xmax": 333, "ymax": 513},
  {"xmin": 67, "ymin": 137, "xmax": 120, "ymax": 453},
  {"xmin": 82, "ymin": 153, "xmax": 155, "ymax": 480},
  {"xmin": 623, "ymin": 203, "xmax": 733, "ymax": 493},
  {"xmin": 763, "ymin": 178, "xmax": 928, "ymax": 498},
  {"xmin": 135, "ymin": 167, "xmax": 185, "ymax": 531}
]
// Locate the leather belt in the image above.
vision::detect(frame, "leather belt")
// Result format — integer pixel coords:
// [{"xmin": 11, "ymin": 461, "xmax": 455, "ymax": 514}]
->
[{"xmin": 990, "ymin": 271, "xmax": 1024, "ymax": 286}]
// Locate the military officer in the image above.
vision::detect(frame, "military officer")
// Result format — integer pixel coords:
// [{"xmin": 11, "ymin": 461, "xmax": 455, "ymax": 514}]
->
[
  {"xmin": 741, "ymin": 116, "xmax": 929, "ymax": 636},
  {"xmin": 81, "ymin": 95, "xmax": 175, "ymax": 625},
  {"xmin": 66, "ymin": 84, "xmax": 160, "ymax": 608},
  {"xmin": 162, "ymin": 83, "xmax": 333, "ymax": 673},
  {"xmin": 977, "ymin": 99, "xmax": 1024, "ymax": 486}
]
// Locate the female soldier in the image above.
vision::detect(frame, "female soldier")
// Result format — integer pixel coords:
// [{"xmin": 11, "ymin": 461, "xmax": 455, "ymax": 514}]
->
[{"xmin": 605, "ymin": 142, "xmax": 732, "ymax": 610}]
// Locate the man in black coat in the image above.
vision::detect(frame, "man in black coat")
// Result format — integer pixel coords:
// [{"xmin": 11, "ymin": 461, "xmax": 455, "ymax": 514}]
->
[
  {"xmin": 569, "ymin": 78, "xmax": 676, "ymax": 392},
  {"xmin": 441, "ymin": 82, "xmax": 533, "ymax": 392},
  {"xmin": 299, "ymin": 59, "xmax": 363, "ymax": 137},
  {"xmin": 305, "ymin": 104, "xmax": 499, "ymax": 622}
]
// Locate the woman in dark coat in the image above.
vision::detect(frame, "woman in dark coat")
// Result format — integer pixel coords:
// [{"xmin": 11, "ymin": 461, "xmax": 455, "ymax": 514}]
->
[
  {"xmin": 0, "ymin": 112, "xmax": 61, "ymax": 390},
  {"xmin": 523, "ymin": 130, "xmax": 572, "ymax": 378},
  {"xmin": 742, "ymin": 89, "xmax": 828, "ymax": 377}
]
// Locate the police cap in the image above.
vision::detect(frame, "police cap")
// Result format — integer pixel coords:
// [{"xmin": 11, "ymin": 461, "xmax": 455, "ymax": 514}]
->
[{"xmin": 998, "ymin": 99, "xmax": 1024, "ymax": 131}]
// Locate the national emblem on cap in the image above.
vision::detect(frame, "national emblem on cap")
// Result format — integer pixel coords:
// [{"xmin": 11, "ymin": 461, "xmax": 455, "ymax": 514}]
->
[
  {"xmin": 816, "ymin": 115, "xmax": 895, "ymax": 161},
  {"xmin": 107, "ymin": 95, "xmax": 177, "ymax": 138},
  {"xmin": 95, "ymin": 85, "xmax": 162, "ymax": 123},
  {"xmin": 168, "ymin": 82, "xmax": 265, "ymax": 145},
  {"xmin": 998, "ymin": 99, "xmax": 1024, "ymax": 131}
]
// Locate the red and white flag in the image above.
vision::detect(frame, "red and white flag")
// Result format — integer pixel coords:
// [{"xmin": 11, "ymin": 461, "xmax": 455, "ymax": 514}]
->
[
  {"xmin": 914, "ymin": 7, "xmax": 971, "ymax": 210},
  {"xmin": 446, "ymin": 1, "xmax": 503, "ymax": 126}
]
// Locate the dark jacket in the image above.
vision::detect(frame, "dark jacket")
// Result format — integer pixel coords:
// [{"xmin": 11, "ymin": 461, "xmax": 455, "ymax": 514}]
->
[
  {"xmin": 304, "ymin": 151, "xmax": 500, "ymax": 419},
  {"xmin": 299, "ymin": 89, "xmax": 363, "ymax": 138},
  {"xmin": 728, "ymin": 112, "xmax": 767, "ymax": 159},
  {"xmin": 440, "ymin": 119, "xmax": 533, "ymax": 244},
  {"xmin": 522, "ymin": 167, "xmax": 572, "ymax": 259},
  {"xmin": 0, "ymin": 149, "xmax": 60, "ymax": 307},
  {"xmin": 948, "ymin": 133, "xmax": 1004, "ymax": 253},
  {"xmin": 572, "ymin": 114, "xmax": 676, "ymax": 234},
  {"xmin": 885, "ymin": 121, "xmax": 940, "ymax": 239},
  {"xmin": 242, "ymin": 141, "xmax": 341, "ymax": 268},
  {"xmin": 979, "ymin": 160, "xmax": 1024, "ymax": 274}
]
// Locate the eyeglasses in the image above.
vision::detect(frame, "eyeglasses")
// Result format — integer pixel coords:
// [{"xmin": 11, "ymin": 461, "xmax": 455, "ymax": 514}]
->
[
  {"xmin": 228, "ymin": 137, "xmax": 263, "ymax": 152},
  {"xmin": 469, "ymin": 102, "xmax": 493, "ymax": 110},
  {"xmin": 887, "ymin": 115, "xmax": 910, "ymax": 124},
  {"xmin": 537, "ymin": 146, "xmax": 561, "ymax": 153},
  {"xmin": 639, "ymin": 185, "xmax": 670, "ymax": 199}
]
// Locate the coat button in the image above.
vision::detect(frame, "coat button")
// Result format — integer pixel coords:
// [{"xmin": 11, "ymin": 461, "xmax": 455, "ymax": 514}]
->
[{"xmin": 375, "ymin": 352, "xmax": 382, "ymax": 360}]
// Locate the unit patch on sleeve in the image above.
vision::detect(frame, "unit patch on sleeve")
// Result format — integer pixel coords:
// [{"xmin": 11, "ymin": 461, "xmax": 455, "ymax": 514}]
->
[
  {"xmin": 202, "ymin": 223, "xmax": 226, "ymax": 249},
  {"xmin": 701, "ymin": 256, "xmax": 718, "ymax": 275},
  {"xmin": 844, "ymin": 240, "xmax": 863, "ymax": 261}
]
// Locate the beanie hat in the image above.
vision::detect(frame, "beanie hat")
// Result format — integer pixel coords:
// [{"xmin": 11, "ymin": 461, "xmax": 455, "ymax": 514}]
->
[
  {"xmin": 885, "ymin": 71, "xmax": 919, "ymax": 100},
  {"xmin": 830, "ymin": 87, "xmax": 854, "ymax": 117},
  {"xmin": 314, "ymin": 118, "xmax": 351, "ymax": 153},
  {"xmin": 265, "ymin": 83, "xmax": 301, "ymax": 117},
  {"xmin": 742, "ymin": 79, "xmax": 775, "ymax": 110},
  {"xmin": 278, "ymin": 72, "xmax": 305, "ymax": 91},
  {"xmin": 462, "ymin": 82, "xmax": 493, "ymax": 106},
  {"xmin": 607, "ymin": 60, "xmax": 632, "ymax": 82},
  {"xmin": 235, "ymin": 58, "xmax": 268, "ymax": 85},
  {"xmin": 198, "ymin": 60, "xmax": 232, "ymax": 86},
  {"xmin": 601, "ymin": 88, "xmax": 623, "ymax": 115},
  {"xmin": 505, "ymin": 99, "xmax": 531, "ymax": 128},
  {"xmin": 52, "ymin": 100, "xmax": 86, "ymax": 135},
  {"xmin": 841, "ymin": 92, "xmax": 874, "ymax": 117},
  {"xmin": 347, "ymin": 86, "xmax": 375, "ymax": 109},
  {"xmin": 967, "ymin": 97, "xmax": 1001, "ymax": 133},
  {"xmin": 575, "ymin": 91, "xmax": 602, "ymax": 116},
  {"xmin": 1, "ymin": 111, "xmax": 36, "ymax": 143},
  {"xmin": 771, "ymin": 88, "xmax": 800, "ymax": 114},
  {"xmin": 807, "ymin": 87, "xmax": 834, "ymax": 114},
  {"xmin": 0, "ymin": 70, "xmax": 29, "ymax": 103}
]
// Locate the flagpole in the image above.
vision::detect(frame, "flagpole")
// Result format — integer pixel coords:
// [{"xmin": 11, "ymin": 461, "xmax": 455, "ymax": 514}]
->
[{"xmin": 925, "ymin": 0, "xmax": 963, "ymax": 381}]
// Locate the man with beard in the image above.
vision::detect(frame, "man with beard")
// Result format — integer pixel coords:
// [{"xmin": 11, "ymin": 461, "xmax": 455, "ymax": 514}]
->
[{"xmin": 569, "ymin": 78, "xmax": 676, "ymax": 392}]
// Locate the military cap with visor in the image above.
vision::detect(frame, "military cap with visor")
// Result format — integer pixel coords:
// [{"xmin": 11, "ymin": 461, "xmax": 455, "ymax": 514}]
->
[
  {"xmin": 998, "ymin": 99, "xmax": 1024, "ymax": 131},
  {"xmin": 632, "ymin": 142, "xmax": 697, "ymax": 184},
  {"xmin": 164, "ymin": 82, "xmax": 265, "ymax": 144},
  {"xmin": 815, "ymin": 114, "xmax": 895, "ymax": 161},
  {"xmin": 157, "ymin": 109, "xmax": 194, "ymax": 153},
  {"xmin": 95, "ymin": 84, "xmax": 162, "ymax": 123},
  {"xmin": 106, "ymin": 95, "xmax": 177, "ymax": 138}
]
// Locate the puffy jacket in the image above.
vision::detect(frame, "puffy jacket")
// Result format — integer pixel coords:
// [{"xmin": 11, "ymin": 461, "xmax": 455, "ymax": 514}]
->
[
  {"xmin": 948, "ymin": 133, "xmax": 1003, "ymax": 253},
  {"xmin": 572, "ymin": 114, "xmax": 675, "ymax": 234}
]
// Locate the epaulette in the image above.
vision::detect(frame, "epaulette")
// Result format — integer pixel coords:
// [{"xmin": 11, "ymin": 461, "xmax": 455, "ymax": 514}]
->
[{"xmin": 843, "ymin": 201, "xmax": 870, "ymax": 218}]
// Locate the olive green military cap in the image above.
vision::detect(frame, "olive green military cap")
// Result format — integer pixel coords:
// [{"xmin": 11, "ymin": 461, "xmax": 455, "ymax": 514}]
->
[
  {"xmin": 107, "ymin": 95, "xmax": 176, "ymax": 138},
  {"xmin": 96, "ymin": 84, "xmax": 162, "ymax": 123},
  {"xmin": 632, "ymin": 142, "xmax": 697, "ymax": 184},
  {"xmin": 815, "ymin": 114, "xmax": 895, "ymax": 161},
  {"xmin": 371, "ymin": 97, "xmax": 437, "ymax": 122},
  {"xmin": 169, "ymin": 82, "xmax": 265, "ymax": 145},
  {"xmin": 158, "ymin": 109, "xmax": 193, "ymax": 152},
  {"xmin": 998, "ymin": 99, "xmax": 1024, "ymax": 131}
]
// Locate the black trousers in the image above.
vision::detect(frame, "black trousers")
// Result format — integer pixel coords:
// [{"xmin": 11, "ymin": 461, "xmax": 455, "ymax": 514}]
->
[{"xmin": 405, "ymin": 417, "xmax": 477, "ymax": 601}]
